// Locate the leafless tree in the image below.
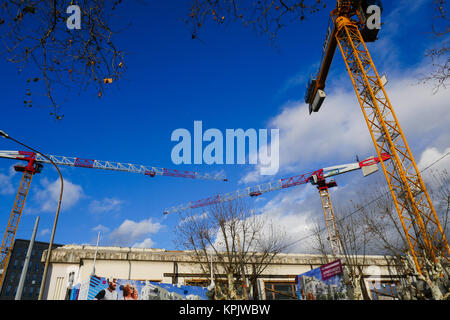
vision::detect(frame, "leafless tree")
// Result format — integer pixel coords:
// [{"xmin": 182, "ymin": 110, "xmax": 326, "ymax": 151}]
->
[
  {"xmin": 0, "ymin": 0, "xmax": 126, "ymax": 119},
  {"xmin": 421, "ymin": 0, "xmax": 449, "ymax": 92},
  {"xmin": 174, "ymin": 198, "xmax": 289, "ymax": 300},
  {"xmin": 311, "ymin": 168, "xmax": 450, "ymax": 300},
  {"xmin": 312, "ymin": 202, "xmax": 372, "ymax": 300},
  {"xmin": 353, "ymin": 170, "xmax": 450, "ymax": 300},
  {"xmin": 186, "ymin": 0, "xmax": 325, "ymax": 45},
  {"xmin": 185, "ymin": 1, "xmax": 449, "ymax": 92}
]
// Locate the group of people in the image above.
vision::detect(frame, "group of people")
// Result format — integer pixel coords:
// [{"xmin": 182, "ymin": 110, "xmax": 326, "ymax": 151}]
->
[{"xmin": 94, "ymin": 278, "xmax": 139, "ymax": 300}]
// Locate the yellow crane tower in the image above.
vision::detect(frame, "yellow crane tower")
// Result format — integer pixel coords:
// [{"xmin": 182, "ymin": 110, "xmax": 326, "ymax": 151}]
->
[{"xmin": 304, "ymin": 0, "xmax": 449, "ymax": 274}]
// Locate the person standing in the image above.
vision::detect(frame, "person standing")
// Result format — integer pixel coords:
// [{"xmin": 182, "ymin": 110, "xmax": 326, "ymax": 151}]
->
[{"xmin": 94, "ymin": 278, "xmax": 118, "ymax": 300}]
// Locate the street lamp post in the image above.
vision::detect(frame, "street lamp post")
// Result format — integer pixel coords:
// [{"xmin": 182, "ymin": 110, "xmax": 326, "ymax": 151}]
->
[{"xmin": 0, "ymin": 130, "xmax": 64, "ymax": 300}]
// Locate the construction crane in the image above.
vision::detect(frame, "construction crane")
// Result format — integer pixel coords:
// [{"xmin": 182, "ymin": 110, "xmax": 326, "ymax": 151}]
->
[
  {"xmin": 304, "ymin": 0, "xmax": 449, "ymax": 273},
  {"xmin": 164, "ymin": 153, "xmax": 391, "ymax": 256},
  {"xmin": 0, "ymin": 149, "xmax": 227, "ymax": 287}
]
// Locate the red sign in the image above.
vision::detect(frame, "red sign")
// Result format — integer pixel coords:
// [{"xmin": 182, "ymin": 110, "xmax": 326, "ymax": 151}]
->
[{"xmin": 320, "ymin": 259, "xmax": 343, "ymax": 281}]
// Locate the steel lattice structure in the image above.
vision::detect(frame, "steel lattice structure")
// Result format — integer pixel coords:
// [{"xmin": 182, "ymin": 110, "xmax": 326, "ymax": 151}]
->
[
  {"xmin": 334, "ymin": 16, "xmax": 449, "ymax": 272},
  {"xmin": 318, "ymin": 182, "xmax": 343, "ymax": 256},
  {"xmin": 304, "ymin": 1, "xmax": 450, "ymax": 274},
  {"xmin": 0, "ymin": 150, "xmax": 226, "ymax": 288},
  {"xmin": 164, "ymin": 154, "xmax": 390, "ymax": 258},
  {"xmin": 0, "ymin": 170, "xmax": 33, "ymax": 286}
]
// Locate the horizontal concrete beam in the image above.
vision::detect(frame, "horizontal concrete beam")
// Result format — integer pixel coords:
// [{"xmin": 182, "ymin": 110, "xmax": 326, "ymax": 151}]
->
[{"xmin": 42, "ymin": 245, "xmax": 403, "ymax": 268}]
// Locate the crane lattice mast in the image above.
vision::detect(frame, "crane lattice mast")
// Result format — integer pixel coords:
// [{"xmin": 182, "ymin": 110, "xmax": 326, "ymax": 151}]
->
[{"xmin": 305, "ymin": 0, "xmax": 449, "ymax": 273}]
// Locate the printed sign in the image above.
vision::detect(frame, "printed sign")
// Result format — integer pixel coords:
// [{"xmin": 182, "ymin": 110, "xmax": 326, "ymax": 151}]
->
[
  {"xmin": 69, "ymin": 275, "xmax": 210, "ymax": 300},
  {"xmin": 321, "ymin": 259, "xmax": 343, "ymax": 281},
  {"xmin": 296, "ymin": 259, "xmax": 348, "ymax": 300}
]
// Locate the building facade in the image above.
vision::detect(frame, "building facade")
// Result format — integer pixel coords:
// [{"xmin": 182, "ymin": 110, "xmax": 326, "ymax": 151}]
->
[
  {"xmin": 0, "ymin": 239, "xmax": 62, "ymax": 300},
  {"xmin": 41, "ymin": 244, "xmax": 405, "ymax": 300}
]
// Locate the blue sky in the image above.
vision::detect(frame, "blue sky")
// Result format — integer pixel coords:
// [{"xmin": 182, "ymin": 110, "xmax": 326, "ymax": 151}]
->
[{"xmin": 1, "ymin": 1, "xmax": 449, "ymax": 252}]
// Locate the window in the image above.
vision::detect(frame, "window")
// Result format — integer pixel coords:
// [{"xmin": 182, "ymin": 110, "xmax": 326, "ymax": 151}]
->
[
  {"xmin": 67, "ymin": 272, "xmax": 75, "ymax": 291},
  {"xmin": 264, "ymin": 281, "xmax": 296, "ymax": 300},
  {"xmin": 15, "ymin": 247, "xmax": 23, "ymax": 257}
]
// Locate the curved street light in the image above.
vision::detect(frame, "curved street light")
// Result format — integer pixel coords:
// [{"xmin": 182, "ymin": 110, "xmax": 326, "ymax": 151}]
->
[{"xmin": 0, "ymin": 130, "xmax": 63, "ymax": 300}]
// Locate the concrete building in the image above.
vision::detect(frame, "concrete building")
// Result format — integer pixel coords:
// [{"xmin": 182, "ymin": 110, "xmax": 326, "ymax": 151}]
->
[
  {"xmin": 0, "ymin": 239, "xmax": 62, "ymax": 300},
  {"xmin": 40, "ymin": 244, "xmax": 405, "ymax": 300}
]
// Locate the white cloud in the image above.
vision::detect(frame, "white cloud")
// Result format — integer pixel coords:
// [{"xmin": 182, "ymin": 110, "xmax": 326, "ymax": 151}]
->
[
  {"xmin": 417, "ymin": 147, "xmax": 450, "ymax": 173},
  {"xmin": 89, "ymin": 197, "xmax": 123, "ymax": 214},
  {"xmin": 251, "ymin": 144, "xmax": 450, "ymax": 254},
  {"xmin": 108, "ymin": 218, "xmax": 163, "ymax": 247},
  {"xmin": 255, "ymin": 185, "xmax": 323, "ymax": 253},
  {"xmin": 178, "ymin": 211, "xmax": 208, "ymax": 225},
  {"xmin": 132, "ymin": 238, "xmax": 155, "ymax": 248},
  {"xmin": 237, "ymin": 57, "xmax": 450, "ymax": 254},
  {"xmin": 92, "ymin": 224, "xmax": 110, "ymax": 234},
  {"xmin": 417, "ymin": 147, "xmax": 450, "ymax": 189},
  {"xmin": 38, "ymin": 228, "xmax": 50, "ymax": 237},
  {"xmin": 0, "ymin": 166, "xmax": 16, "ymax": 195},
  {"xmin": 33, "ymin": 177, "xmax": 84, "ymax": 213},
  {"xmin": 241, "ymin": 65, "xmax": 450, "ymax": 184},
  {"xmin": 239, "ymin": 169, "xmax": 261, "ymax": 184},
  {"xmin": 207, "ymin": 189, "xmax": 320, "ymax": 254}
]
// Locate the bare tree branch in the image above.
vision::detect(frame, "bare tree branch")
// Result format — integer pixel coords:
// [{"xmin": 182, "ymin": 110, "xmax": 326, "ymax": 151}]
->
[
  {"xmin": 186, "ymin": 0, "xmax": 326, "ymax": 45},
  {"xmin": 0, "ymin": 0, "xmax": 127, "ymax": 119},
  {"xmin": 174, "ymin": 198, "xmax": 289, "ymax": 300}
]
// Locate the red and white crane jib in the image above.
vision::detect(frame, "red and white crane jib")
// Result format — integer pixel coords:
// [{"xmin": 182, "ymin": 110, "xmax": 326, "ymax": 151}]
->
[
  {"xmin": 163, "ymin": 153, "xmax": 391, "ymax": 215},
  {"xmin": 0, "ymin": 150, "xmax": 227, "ymax": 181},
  {"xmin": 321, "ymin": 152, "xmax": 390, "ymax": 181},
  {"xmin": 163, "ymin": 170, "xmax": 321, "ymax": 215}
]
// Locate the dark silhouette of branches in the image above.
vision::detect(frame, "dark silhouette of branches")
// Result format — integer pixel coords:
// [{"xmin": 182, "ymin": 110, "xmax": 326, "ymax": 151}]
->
[
  {"xmin": 422, "ymin": 0, "xmax": 449, "ymax": 92},
  {"xmin": 186, "ymin": 0, "xmax": 326, "ymax": 44},
  {"xmin": 0, "ymin": 0, "xmax": 126, "ymax": 119},
  {"xmin": 174, "ymin": 198, "xmax": 289, "ymax": 300}
]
